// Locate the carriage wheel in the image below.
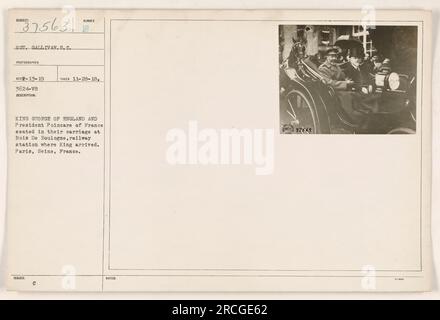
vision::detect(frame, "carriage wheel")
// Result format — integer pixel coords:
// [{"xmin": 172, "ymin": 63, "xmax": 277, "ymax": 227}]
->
[{"xmin": 280, "ymin": 89, "xmax": 317, "ymax": 134}]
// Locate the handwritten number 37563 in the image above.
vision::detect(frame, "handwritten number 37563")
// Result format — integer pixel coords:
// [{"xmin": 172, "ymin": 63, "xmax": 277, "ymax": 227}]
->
[{"xmin": 22, "ymin": 17, "xmax": 72, "ymax": 33}]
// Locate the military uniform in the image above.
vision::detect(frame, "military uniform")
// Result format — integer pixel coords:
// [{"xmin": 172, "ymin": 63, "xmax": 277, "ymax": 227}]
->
[{"xmin": 318, "ymin": 57, "xmax": 349, "ymax": 90}]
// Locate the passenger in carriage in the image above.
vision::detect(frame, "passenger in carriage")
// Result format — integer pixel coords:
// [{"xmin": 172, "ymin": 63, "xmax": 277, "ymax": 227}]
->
[
  {"xmin": 318, "ymin": 48, "xmax": 354, "ymax": 90},
  {"xmin": 342, "ymin": 46, "xmax": 372, "ymax": 88},
  {"xmin": 319, "ymin": 46, "xmax": 378, "ymax": 122}
]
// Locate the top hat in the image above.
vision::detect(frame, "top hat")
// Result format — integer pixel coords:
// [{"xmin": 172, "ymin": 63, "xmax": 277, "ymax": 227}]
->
[{"xmin": 348, "ymin": 46, "xmax": 364, "ymax": 58}]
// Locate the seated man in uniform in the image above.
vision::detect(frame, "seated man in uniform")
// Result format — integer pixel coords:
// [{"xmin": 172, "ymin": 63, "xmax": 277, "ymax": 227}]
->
[{"xmin": 318, "ymin": 48, "xmax": 353, "ymax": 90}]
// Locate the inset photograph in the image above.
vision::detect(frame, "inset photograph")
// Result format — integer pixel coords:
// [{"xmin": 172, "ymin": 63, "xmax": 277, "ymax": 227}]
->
[{"xmin": 279, "ymin": 25, "xmax": 417, "ymax": 134}]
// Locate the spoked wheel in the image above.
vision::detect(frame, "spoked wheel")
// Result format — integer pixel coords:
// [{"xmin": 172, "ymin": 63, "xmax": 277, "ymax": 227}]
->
[{"xmin": 280, "ymin": 89, "xmax": 318, "ymax": 134}]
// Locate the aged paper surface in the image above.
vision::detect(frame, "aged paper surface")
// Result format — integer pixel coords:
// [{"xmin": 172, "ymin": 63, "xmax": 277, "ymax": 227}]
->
[{"xmin": 6, "ymin": 9, "xmax": 432, "ymax": 291}]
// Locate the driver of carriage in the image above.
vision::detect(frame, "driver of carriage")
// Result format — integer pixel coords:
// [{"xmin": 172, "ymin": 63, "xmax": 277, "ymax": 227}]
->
[{"xmin": 318, "ymin": 48, "xmax": 354, "ymax": 90}]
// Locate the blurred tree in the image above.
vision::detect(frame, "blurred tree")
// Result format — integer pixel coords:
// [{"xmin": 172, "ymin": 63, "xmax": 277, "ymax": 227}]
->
[{"xmin": 368, "ymin": 26, "xmax": 418, "ymax": 76}]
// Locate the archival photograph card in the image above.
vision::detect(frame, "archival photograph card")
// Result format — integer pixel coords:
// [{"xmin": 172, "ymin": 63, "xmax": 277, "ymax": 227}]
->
[{"xmin": 6, "ymin": 9, "xmax": 432, "ymax": 292}]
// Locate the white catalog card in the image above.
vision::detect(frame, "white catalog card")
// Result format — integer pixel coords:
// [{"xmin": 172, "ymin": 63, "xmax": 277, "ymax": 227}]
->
[{"xmin": 6, "ymin": 9, "xmax": 432, "ymax": 292}]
